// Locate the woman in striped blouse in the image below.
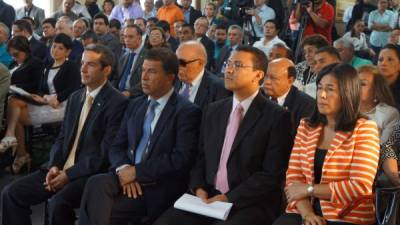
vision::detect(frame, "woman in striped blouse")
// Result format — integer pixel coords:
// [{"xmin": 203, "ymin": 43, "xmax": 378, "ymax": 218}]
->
[{"xmin": 274, "ymin": 64, "xmax": 380, "ymax": 225}]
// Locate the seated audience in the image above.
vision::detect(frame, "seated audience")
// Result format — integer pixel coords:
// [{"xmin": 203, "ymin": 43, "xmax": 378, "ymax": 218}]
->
[
  {"xmin": 178, "ymin": 23, "xmax": 194, "ymax": 43},
  {"xmin": 194, "ymin": 17, "xmax": 215, "ymax": 71},
  {"xmin": 143, "ymin": 0, "xmax": 157, "ymax": 20},
  {"xmin": 51, "ymin": 0, "xmax": 79, "ymax": 21},
  {"xmin": 102, "ymin": 0, "xmax": 115, "ymax": 19},
  {"xmin": 342, "ymin": 19, "xmax": 375, "ymax": 59},
  {"xmin": 206, "ymin": 23, "xmax": 217, "ymax": 41},
  {"xmin": 263, "ymin": 58, "xmax": 315, "ymax": 130},
  {"xmin": 157, "ymin": 0, "xmax": 184, "ymax": 37},
  {"xmin": 15, "ymin": 0, "xmax": 45, "ymax": 36},
  {"xmin": 215, "ymin": 25, "xmax": 243, "ymax": 75},
  {"xmin": 110, "ymin": 0, "xmax": 143, "ymax": 24},
  {"xmin": 78, "ymin": 47, "xmax": 201, "ymax": 225},
  {"xmin": 154, "ymin": 46, "xmax": 293, "ymax": 225},
  {"xmin": 156, "ymin": 20, "xmax": 179, "ymax": 52},
  {"xmin": 0, "ymin": 22, "xmax": 12, "ymax": 67},
  {"xmin": 145, "ymin": 27, "xmax": 169, "ymax": 49},
  {"xmin": 377, "ymin": 44, "xmax": 400, "ymax": 111},
  {"xmin": 81, "ymin": 30, "xmax": 98, "ymax": 47},
  {"xmin": 93, "ymin": 13, "xmax": 122, "ymax": 60},
  {"xmin": 313, "ymin": 46, "xmax": 341, "ymax": 78},
  {"xmin": 179, "ymin": 0, "xmax": 202, "ymax": 25},
  {"xmin": 1, "ymin": 44, "xmax": 127, "ymax": 225},
  {"xmin": 268, "ymin": 43, "xmax": 294, "ymax": 61},
  {"xmin": 253, "ymin": 20, "xmax": 286, "ymax": 58},
  {"xmin": 12, "ymin": 19, "xmax": 47, "ymax": 62},
  {"xmin": 334, "ymin": 38, "xmax": 372, "ymax": 69},
  {"xmin": 41, "ymin": 18, "xmax": 57, "ymax": 47},
  {"xmin": 0, "ymin": 64, "xmax": 10, "ymax": 131},
  {"xmin": 72, "ymin": 18, "xmax": 89, "ymax": 42},
  {"xmin": 388, "ymin": 28, "xmax": 400, "ymax": 46},
  {"xmin": 176, "ymin": 41, "xmax": 231, "ymax": 110},
  {"xmin": 294, "ymin": 34, "xmax": 329, "ymax": 96},
  {"xmin": 114, "ymin": 24, "xmax": 146, "ymax": 98},
  {"xmin": 85, "ymin": 0, "xmax": 100, "ymax": 18},
  {"xmin": 109, "ymin": 18, "xmax": 121, "ymax": 39},
  {"xmin": 274, "ymin": 63, "xmax": 380, "ymax": 225},
  {"xmin": 380, "ymin": 122, "xmax": 400, "ymax": 186},
  {"xmin": 358, "ymin": 65, "xmax": 399, "ymax": 144},
  {"xmin": 213, "ymin": 24, "xmax": 228, "ymax": 62}
]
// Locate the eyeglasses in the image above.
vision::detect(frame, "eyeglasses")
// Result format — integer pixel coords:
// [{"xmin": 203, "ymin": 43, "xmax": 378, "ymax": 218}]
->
[
  {"xmin": 224, "ymin": 60, "xmax": 255, "ymax": 70},
  {"xmin": 178, "ymin": 58, "xmax": 200, "ymax": 67}
]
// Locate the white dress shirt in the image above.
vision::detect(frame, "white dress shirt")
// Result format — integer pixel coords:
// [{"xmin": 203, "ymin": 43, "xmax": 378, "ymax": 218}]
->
[
  {"xmin": 231, "ymin": 90, "xmax": 259, "ymax": 119},
  {"xmin": 179, "ymin": 68, "xmax": 205, "ymax": 103}
]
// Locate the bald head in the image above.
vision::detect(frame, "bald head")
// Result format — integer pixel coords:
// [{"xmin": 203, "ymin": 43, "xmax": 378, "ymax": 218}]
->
[
  {"xmin": 264, "ymin": 58, "xmax": 296, "ymax": 98},
  {"xmin": 176, "ymin": 41, "xmax": 208, "ymax": 84}
]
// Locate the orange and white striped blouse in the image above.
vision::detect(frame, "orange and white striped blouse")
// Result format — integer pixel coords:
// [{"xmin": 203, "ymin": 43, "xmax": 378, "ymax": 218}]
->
[{"xmin": 286, "ymin": 118, "xmax": 380, "ymax": 225}]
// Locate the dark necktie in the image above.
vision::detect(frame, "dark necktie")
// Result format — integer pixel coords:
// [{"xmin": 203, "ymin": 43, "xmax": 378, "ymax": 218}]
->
[
  {"xmin": 135, "ymin": 100, "xmax": 159, "ymax": 164},
  {"xmin": 118, "ymin": 52, "xmax": 136, "ymax": 91},
  {"xmin": 271, "ymin": 97, "xmax": 278, "ymax": 103}
]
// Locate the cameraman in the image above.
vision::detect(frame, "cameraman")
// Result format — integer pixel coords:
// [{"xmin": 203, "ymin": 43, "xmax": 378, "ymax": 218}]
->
[
  {"xmin": 245, "ymin": 0, "xmax": 276, "ymax": 40},
  {"xmin": 294, "ymin": 0, "xmax": 334, "ymax": 43}
]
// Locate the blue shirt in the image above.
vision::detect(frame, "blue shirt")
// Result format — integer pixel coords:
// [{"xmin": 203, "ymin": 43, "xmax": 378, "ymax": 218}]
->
[
  {"xmin": 110, "ymin": 3, "xmax": 144, "ymax": 24},
  {"xmin": 0, "ymin": 43, "xmax": 11, "ymax": 67},
  {"xmin": 368, "ymin": 9, "xmax": 395, "ymax": 47},
  {"xmin": 183, "ymin": 8, "xmax": 190, "ymax": 24},
  {"xmin": 252, "ymin": 5, "xmax": 275, "ymax": 38}
]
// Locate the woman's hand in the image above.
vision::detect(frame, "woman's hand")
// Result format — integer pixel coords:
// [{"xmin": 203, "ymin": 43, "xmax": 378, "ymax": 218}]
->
[
  {"xmin": 285, "ymin": 183, "xmax": 310, "ymax": 202},
  {"xmin": 44, "ymin": 94, "xmax": 60, "ymax": 108},
  {"xmin": 302, "ymin": 213, "xmax": 327, "ymax": 225},
  {"xmin": 31, "ymin": 94, "xmax": 47, "ymax": 104}
]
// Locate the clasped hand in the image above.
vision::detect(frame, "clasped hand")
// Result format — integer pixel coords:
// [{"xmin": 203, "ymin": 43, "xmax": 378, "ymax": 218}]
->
[
  {"xmin": 195, "ymin": 188, "xmax": 228, "ymax": 204},
  {"xmin": 118, "ymin": 165, "xmax": 142, "ymax": 198},
  {"xmin": 44, "ymin": 166, "xmax": 69, "ymax": 192},
  {"xmin": 285, "ymin": 182, "xmax": 310, "ymax": 202}
]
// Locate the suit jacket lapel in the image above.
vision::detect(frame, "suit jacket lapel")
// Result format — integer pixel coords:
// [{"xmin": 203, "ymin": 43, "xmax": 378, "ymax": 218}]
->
[
  {"xmin": 194, "ymin": 72, "xmax": 209, "ymax": 106},
  {"xmin": 65, "ymin": 89, "xmax": 86, "ymax": 156},
  {"xmin": 213, "ymin": 99, "xmax": 232, "ymax": 162},
  {"xmin": 283, "ymin": 86, "xmax": 296, "ymax": 110},
  {"xmin": 305, "ymin": 124, "xmax": 322, "ymax": 183},
  {"xmin": 130, "ymin": 100, "xmax": 147, "ymax": 152},
  {"xmin": 229, "ymin": 93, "xmax": 263, "ymax": 154},
  {"xmin": 325, "ymin": 130, "xmax": 352, "ymax": 162}
]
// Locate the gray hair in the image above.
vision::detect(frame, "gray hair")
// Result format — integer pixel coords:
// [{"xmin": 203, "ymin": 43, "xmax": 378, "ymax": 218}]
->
[
  {"xmin": 228, "ymin": 24, "xmax": 243, "ymax": 36},
  {"xmin": 0, "ymin": 22, "xmax": 9, "ymax": 38},
  {"xmin": 334, "ymin": 38, "xmax": 354, "ymax": 52}
]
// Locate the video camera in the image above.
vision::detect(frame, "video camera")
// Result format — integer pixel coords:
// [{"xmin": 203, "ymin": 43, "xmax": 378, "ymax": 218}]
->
[{"xmin": 222, "ymin": 0, "xmax": 254, "ymax": 21}]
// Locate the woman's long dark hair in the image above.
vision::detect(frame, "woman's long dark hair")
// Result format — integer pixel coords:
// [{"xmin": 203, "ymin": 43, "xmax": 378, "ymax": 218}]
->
[{"xmin": 307, "ymin": 63, "xmax": 363, "ymax": 131}]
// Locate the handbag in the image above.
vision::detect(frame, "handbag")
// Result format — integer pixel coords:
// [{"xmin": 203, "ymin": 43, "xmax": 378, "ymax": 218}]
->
[{"xmin": 375, "ymin": 186, "xmax": 400, "ymax": 225}]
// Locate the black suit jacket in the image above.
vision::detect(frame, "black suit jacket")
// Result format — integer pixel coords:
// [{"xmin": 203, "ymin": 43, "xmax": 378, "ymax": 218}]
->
[
  {"xmin": 168, "ymin": 36, "xmax": 180, "ymax": 53},
  {"xmin": 10, "ymin": 56, "xmax": 44, "ymax": 94},
  {"xmin": 188, "ymin": 6, "xmax": 202, "ymax": 25},
  {"xmin": 190, "ymin": 91, "xmax": 293, "ymax": 223},
  {"xmin": 282, "ymin": 86, "xmax": 315, "ymax": 130},
  {"xmin": 30, "ymin": 37, "xmax": 48, "ymax": 62},
  {"xmin": 114, "ymin": 47, "xmax": 147, "ymax": 98},
  {"xmin": 0, "ymin": 1, "xmax": 15, "ymax": 30},
  {"xmin": 214, "ymin": 45, "xmax": 232, "ymax": 75},
  {"xmin": 199, "ymin": 35, "xmax": 215, "ymax": 71},
  {"xmin": 109, "ymin": 91, "xmax": 201, "ymax": 218},
  {"xmin": 175, "ymin": 70, "xmax": 231, "ymax": 110},
  {"xmin": 39, "ymin": 60, "xmax": 81, "ymax": 103},
  {"xmin": 48, "ymin": 83, "xmax": 128, "ymax": 180}
]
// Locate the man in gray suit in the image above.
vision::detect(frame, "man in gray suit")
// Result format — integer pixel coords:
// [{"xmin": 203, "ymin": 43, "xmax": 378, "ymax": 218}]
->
[
  {"xmin": 15, "ymin": 0, "xmax": 45, "ymax": 36},
  {"xmin": 93, "ymin": 13, "xmax": 122, "ymax": 61},
  {"xmin": 0, "ymin": 63, "xmax": 10, "ymax": 131},
  {"xmin": 113, "ymin": 24, "xmax": 146, "ymax": 98}
]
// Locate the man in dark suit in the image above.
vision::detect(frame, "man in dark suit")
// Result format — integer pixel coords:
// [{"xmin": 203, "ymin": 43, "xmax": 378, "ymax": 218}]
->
[
  {"xmin": 154, "ymin": 46, "xmax": 294, "ymax": 225},
  {"xmin": 0, "ymin": 0, "xmax": 15, "ymax": 31},
  {"xmin": 78, "ymin": 47, "xmax": 202, "ymax": 225},
  {"xmin": 12, "ymin": 19, "xmax": 47, "ymax": 62},
  {"xmin": 194, "ymin": 17, "xmax": 215, "ymax": 71},
  {"xmin": 179, "ymin": 0, "xmax": 202, "ymax": 25},
  {"xmin": 176, "ymin": 41, "xmax": 231, "ymax": 110},
  {"xmin": 214, "ymin": 25, "xmax": 243, "ymax": 76},
  {"xmin": 93, "ymin": 13, "xmax": 122, "ymax": 60},
  {"xmin": 156, "ymin": 20, "xmax": 180, "ymax": 52},
  {"xmin": 1, "ymin": 44, "xmax": 128, "ymax": 225},
  {"xmin": 263, "ymin": 58, "xmax": 315, "ymax": 130},
  {"xmin": 113, "ymin": 24, "xmax": 146, "ymax": 98}
]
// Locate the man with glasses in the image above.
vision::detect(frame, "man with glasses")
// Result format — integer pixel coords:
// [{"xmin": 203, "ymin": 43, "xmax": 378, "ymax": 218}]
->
[
  {"xmin": 263, "ymin": 58, "xmax": 315, "ymax": 130},
  {"xmin": 154, "ymin": 45, "xmax": 293, "ymax": 225},
  {"xmin": 176, "ymin": 41, "xmax": 231, "ymax": 110}
]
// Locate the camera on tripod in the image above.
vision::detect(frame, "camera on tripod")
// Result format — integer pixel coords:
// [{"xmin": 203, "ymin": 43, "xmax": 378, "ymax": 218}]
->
[{"xmin": 222, "ymin": 0, "xmax": 254, "ymax": 21}]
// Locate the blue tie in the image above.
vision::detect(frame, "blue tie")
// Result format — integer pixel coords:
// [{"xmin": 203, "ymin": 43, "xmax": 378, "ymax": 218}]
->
[
  {"xmin": 180, "ymin": 83, "xmax": 191, "ymax": 99},
  {"xmin": 135, "ymin": 100, "xmax": 159, "ymax": 164},
  {"xmin": 118, "ymin": 52, "xmax": 136, "ymax": 91}
]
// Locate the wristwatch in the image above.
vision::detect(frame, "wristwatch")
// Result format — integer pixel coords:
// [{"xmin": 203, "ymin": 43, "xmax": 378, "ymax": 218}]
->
[{"xmin": 307, "ymin": 185, "xmax": 314, "ymax": 197}]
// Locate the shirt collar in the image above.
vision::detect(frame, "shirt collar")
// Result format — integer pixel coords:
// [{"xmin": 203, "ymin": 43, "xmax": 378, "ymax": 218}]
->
[
  {"xmin": 277, "ymin": 88, "xmax": 290, "ymax": 106},
  {"xmin": 86, "ymin": 81, "xmax": 107, "ymax": 100},
  {"xmin": 148, "ymin": 88, "xmax": 174, "ymax": 108},
  {"xmin": 188, "ymin": 68, "xmax": 205, "ymax": 87},
  {"xmin": 232, "ymin": 90, "xmax": 259, "ymax": 117}
]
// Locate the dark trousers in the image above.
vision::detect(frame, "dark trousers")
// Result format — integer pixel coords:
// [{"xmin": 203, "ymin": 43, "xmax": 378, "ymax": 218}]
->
[
  {"xmin": 153, "ymin": 205, "xmax": 269, "ymax": 225},
  {"xmin": 1, "ymin": 169, "xmax": 87, "ymax": 225},
  {"xmin": 78, "ymin": 173, "xmax": 147, "ymax": 225},
  {"xmin": 273, "ymin": 213, "xmax": 357, "ymax": 225}
]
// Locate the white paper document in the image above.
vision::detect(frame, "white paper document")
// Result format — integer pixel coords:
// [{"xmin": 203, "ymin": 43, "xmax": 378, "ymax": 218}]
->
[{"xmin": 174, "ymin": 194, "xmax": 233, "ymax": 221}]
